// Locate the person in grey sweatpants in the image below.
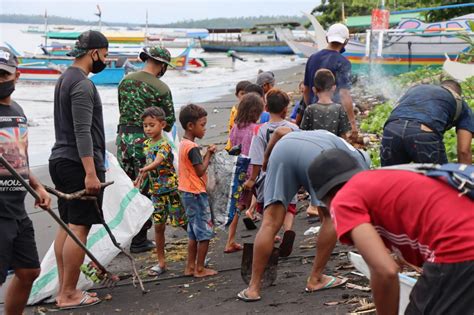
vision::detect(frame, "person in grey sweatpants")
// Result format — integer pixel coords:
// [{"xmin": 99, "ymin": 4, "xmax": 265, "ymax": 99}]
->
[{"xmin": 238, "ymin": 128, "xmax": 370, "ymax": 302}]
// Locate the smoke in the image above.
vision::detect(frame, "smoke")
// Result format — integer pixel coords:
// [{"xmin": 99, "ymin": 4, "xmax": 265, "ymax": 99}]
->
[{"xmin": 356, "ymin": 63, "xmax": 405, "ymax": 103}]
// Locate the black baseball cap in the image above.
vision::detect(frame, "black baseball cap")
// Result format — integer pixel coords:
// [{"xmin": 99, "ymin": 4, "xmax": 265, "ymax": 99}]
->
[
  {"xmin": 308, "ymin": 148, "xmax": 365, "ymax": 200},
  {"xmin": 67, "ymin": 30, "xmax": 109, "ymax": 57},
  {"xmin": 0, "ymin": 46, "xmax": 19, "ymax": 74}
]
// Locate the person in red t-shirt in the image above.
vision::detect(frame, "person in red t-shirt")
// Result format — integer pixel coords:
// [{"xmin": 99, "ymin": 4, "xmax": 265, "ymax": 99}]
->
[{"xmin": 308, "ymin": 148, "xmax": 474, "ymax": 315}]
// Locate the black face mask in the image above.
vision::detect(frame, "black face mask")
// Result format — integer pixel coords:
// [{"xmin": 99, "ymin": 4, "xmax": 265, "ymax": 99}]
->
[
  {"xmin": 0, "ymin": 80, "xmax": 15, "ymax": 99},
  {"xmin": 91, "ymin": 51, "xmax": 107, "ymax": 74},
  {"xmin": 157, "ymin": 64, "xmax": 168, "ymax": 78}
]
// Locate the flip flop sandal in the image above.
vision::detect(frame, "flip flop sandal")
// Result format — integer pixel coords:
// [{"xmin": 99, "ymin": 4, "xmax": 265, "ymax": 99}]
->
[
  {"xmin": 55, "ymin": 291, "xmax": 98, "ymax": 308},
  {"xmin": 237, "ymin": 289, "xmax": 261, "ymax": 302},
  {"xmin": 58, "ymin": 295, "xmax": 101, "ymax": 310},
  {"xmin": 233, "ymin": 243, "xmax": 243, "ymax": 250},
  {"xmin": 305, "ymin": 276, "xmax": 348, "ymax": 293},
  {"xmin": 224, "ymin": 243, "xmax": 244, "ymax": 254},
  {"xmin": 224, "ymin": 247, "xmax": 240, "ymax": 254},
  {"xmin": 82, "ymin": 291, "xmax": 97, "ymax": 297},
  {"xmin": 279, "ymin": 230, "xmax": 296, "ymax": 257},
  {"xmin": 243, "ymin": 217, "xmax": 258, "ymax": 230},
  {"xmin": 148, "ymin": 265, "xmax": 167, "ymax": 277}
]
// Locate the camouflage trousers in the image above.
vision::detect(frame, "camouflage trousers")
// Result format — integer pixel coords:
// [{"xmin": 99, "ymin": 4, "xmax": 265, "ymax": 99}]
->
[{"xmin": 116, "ymin": 132, "xmax": 146, "ymax": 181}]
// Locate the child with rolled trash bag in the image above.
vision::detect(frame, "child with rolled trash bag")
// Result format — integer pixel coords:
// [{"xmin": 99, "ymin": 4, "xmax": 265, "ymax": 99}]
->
[
  {"xmin": 178, "ymin": 104, "xmax": 218, "ymax": 278},
  {"xmin": 307, "ymin": 148, "xmax": 474, "ymax": 314},
  {"xmin": 224, "ymin": 93, "xmax": 264, "ymax": 253},
  {"xmin": 134, "ymin": 107, "xmax": 187, "ymax": 277},
  {"xmin": 0, "ymin": 46, "xmax": 52, "ymax": 315}
]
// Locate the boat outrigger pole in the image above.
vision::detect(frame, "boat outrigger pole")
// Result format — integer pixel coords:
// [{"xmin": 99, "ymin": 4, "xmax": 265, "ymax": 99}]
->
[
  {"xmin": 95, "ymin": 4, "xmax": 102, "ymax": 31},
  {"xmin": 43, "ymin": 9, "xmax": 48, "ymax": 48},
  {"xmin": 391, "ymin": 3, "xmax": 474, "ymax": 14}
]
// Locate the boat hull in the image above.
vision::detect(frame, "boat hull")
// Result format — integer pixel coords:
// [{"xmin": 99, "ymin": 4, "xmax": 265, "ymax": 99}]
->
[
  {"xmin": 18, "ymin": 66, "xmax": 125, "ymax": 85},
  {"xmin": 200, "ymin": 40, "xmax": 293, "ymax": 54},
  {"xmin": 344, "ymin": 36, "xmax": 471, "ymax": 75}
]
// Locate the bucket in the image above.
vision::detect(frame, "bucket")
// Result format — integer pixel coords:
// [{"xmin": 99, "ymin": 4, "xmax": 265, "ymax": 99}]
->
[{"xmin": 349, "ymin": 252, "xmax": 417, "ymax": 315}]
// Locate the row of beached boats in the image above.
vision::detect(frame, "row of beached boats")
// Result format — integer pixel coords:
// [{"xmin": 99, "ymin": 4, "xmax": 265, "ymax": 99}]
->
[
  {"xmin": 8, "ymin": 43, "xmax": 212, "ymax": 85},
  {"xmin": 11, "ymin": 5, "xmax": 474, "ymax": 85}
]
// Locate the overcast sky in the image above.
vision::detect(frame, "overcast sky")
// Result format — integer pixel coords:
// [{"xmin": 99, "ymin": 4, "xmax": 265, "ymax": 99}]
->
[{"xmin": 1, "ymin": 0, "xmax": 321, "ymax": 24}]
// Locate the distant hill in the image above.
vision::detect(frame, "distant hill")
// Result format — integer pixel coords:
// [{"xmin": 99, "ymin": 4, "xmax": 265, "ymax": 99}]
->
[
  {"xmin": 0, "ymin": 14, "xmax": 309, "ymax": 29},
  {"xmin": 0, "ymin": 14, "xmax": 100, "ymax": 26},
  {"xmin": 151, "ymin": 16, "xmax": 309, "ymax": 29}
]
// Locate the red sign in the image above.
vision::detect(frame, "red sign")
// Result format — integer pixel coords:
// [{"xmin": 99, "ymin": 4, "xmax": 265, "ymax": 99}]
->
[{"xmin": 371, "ymin": 9, "xmax": 390, "ymax": 30}]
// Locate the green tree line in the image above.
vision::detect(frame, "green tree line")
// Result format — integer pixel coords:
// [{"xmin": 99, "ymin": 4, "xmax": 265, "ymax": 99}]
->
[{"xmin": 0, "ymin": 14, "xmax": 308, "ymax": 29}]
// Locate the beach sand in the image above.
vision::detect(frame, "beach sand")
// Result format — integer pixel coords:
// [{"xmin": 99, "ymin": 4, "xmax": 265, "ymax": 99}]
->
[{"xmin": 22, "ymin": 63, "xmax": 372, "ymax": 314}]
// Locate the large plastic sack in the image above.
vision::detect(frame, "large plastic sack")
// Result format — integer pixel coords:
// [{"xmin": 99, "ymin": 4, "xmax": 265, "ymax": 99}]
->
[
  {"xmin": 166, "ymin": 126, "xmax": 180, "ymax": 169},
  {"xmin": 207, "ymin": 151, "xmax": 250, "ymax": 230},
  {"xmin": 28, "ymin": 152, "xmax": 154, "ymax": 305}
]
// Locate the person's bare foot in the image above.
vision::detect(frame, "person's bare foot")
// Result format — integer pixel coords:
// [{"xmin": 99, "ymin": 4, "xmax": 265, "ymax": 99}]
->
[
  {"xmin": 306, "ymin": 205, "xmax": 319, "ymax": 217},
  {"xmin": 194, "ymin": 267, "xmax": 218, "ymax": 278},
  {"xmin": 184, "ymin": 266, "xmax": 195, "ymax": 276},
  {"xmin": 245, "ymin": 209, "xmax": 255, "ymax": 220}
]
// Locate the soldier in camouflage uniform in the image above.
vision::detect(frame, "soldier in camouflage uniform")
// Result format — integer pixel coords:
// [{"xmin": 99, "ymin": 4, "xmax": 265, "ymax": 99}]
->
[{"xmin": 116, "ymin": 46, "xmax": 176, "ymax": 253}]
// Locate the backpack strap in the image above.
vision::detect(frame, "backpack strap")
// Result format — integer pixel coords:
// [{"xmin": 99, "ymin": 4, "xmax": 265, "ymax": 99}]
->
[
  {"xmin": 380, "ymin": 163, "xmax": 438, "ymax": 174},
  {"xmin": 381, "ymin": 163, "xmax": 474, "ymax": 199},
  {"xmin": 426, "ymin": 163, "xmax": 474, "ymax": 198},
  {"xmin": 441, "ymin": 86, "xmax": 463, "ymax": 130}
]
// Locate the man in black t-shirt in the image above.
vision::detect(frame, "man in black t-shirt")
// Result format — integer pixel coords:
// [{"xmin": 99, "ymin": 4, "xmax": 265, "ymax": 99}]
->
[
  {"xmin": 49, "ymin": 31, "xmax": 108, "ymax": 309},
  {"xmin": 0, "ymin": 46, "xmax": 51, "ymax": 315}
]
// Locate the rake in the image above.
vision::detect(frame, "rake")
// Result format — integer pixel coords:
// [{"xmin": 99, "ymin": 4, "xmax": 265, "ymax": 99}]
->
[{"xmin": 0, "ymin": 155, "xmax": 134, "ymax": 290}]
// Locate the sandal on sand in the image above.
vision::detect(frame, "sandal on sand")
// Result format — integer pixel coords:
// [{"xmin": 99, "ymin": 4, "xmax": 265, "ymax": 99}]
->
[
  {"xmin": 305, "ymin": 276, "xmax": 348, "ymax": 293},
  {"xmin": 59, "ymin": 294, "xmax": 101, "ymax": 310},
  {"xmin": 82, "ymin": 291, "xmax": 97, "ymax": 297},
  {"xmin": 148, "ymin": 265, "xmax": 167, "ymax": 277},
  {"xmin": 279, "ymin": 230, "xmax": 296, "ymax": 257},
  {"xmin": 224, "ymin": 243, "xmax": 243, "ymax": 254},
  {"xmin": 237, "ymin": 289, "xmax": 261, "ymax": 302}
]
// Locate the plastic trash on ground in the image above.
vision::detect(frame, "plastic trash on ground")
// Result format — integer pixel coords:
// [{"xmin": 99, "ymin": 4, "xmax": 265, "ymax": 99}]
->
[
  {"xmin": 303, "ymin": 226, "xmax": 321, "ymax": 236},
  {"xmin": 207, "ymin": 151, "xmax": 250, "ymax": 230}
]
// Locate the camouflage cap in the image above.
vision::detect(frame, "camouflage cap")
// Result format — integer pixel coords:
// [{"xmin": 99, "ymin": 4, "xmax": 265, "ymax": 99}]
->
[{"xmin": 139, "ymin": 46, "xmax": 174, "ymax": 68}]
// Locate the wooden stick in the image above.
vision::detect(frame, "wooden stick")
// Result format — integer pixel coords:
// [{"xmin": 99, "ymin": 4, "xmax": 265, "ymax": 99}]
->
[
  {"xmin": 44, "ymin": 182, "xmax": 114, "ymax": 200},
  {"xmin": 0, "ymin": 155, "xmax": 111, "ymax": 277}
]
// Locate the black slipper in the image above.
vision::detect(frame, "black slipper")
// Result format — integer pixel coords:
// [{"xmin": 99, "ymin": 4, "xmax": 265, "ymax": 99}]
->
[{"xmin": 279, "ymin": 230, "xmax": 296, "ymax": 257}]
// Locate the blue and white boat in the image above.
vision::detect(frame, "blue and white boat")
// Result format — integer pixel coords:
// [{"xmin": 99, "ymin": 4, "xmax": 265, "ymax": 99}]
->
[{"xmin": 200, "ymin": 23, "xmax": 299, "ymax": 55}]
